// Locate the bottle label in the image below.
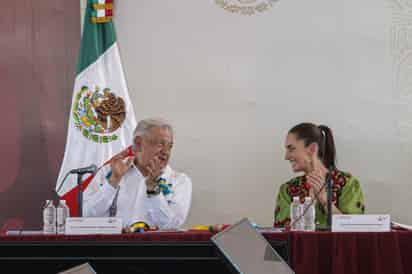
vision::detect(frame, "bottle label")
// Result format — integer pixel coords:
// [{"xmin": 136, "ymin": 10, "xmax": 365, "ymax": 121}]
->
[
  {"xmin": 43, "ymin": 210, "xmax": 55, "ymax": 224},
  {"xmin": 57, "ymin": 208, "xmax": 66, "ymax": 224},
  {"xmin": 43, "ymin": 203, "xmax": 56, "ymax": 234}
]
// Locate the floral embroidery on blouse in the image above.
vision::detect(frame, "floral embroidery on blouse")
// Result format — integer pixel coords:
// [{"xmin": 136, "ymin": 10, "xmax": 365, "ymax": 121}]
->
[
  {"xmin": 274, "ymin": 169, "xmax": 364, "ymax": 227},
  {"xmin": 274, "ymin": 217, "xmax": 291, "ymax": 228},
  {"xmin": 286, "ymin": 169, "xmax": 350, "ymax": 207}
]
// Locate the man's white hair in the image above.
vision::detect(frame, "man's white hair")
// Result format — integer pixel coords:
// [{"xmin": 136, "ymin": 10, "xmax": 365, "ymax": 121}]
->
[{"xmin": 133, "ymin": 118, "xmax": 173, "ymax": 140}]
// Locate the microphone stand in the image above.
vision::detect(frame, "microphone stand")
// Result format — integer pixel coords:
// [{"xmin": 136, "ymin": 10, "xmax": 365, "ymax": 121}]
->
[
  {"xmin": 326, "ymin": 171, "xmax": 332, "ymax": 230},
  {"xmin": 316, "ymin": 170, "xmax": 333, "ymax": 231},
  {"xmin": 56, "ymin": 165, "xmax": 97, "ymax": 217},
  {"xmin": 77, "ymin": 173, "xmax": 84, "ymax": 217}
]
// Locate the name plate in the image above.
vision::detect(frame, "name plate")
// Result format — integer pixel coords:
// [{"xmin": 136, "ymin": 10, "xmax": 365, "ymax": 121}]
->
[
  {"xmin": 65, "ymin": 217, "xmax": 122, "ymax": 235},
  {"xmin": 332, "ymin": 214, "xmax": 390, "ymax": 232}
]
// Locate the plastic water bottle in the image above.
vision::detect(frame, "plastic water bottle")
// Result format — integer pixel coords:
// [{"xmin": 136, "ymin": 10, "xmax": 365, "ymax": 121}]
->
[
  {"xmin": 290, "ymin": 196, "xmax": 304, "ymax": 231},
  {"xmin": 303, "ymin": 196, "xmax": 316, "ymax": 231},
  {"xmin": 56, "ymin": 200, "xmax": 70, "ymax": 234},
  {"xmin": 43, "ymin": 200, "xmax": 56, "ymax": 234}
]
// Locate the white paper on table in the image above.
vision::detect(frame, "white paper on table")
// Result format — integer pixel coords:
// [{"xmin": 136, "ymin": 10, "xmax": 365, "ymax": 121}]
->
[{"xmin": 391, "ymin": 221, "xmax": 412, "ymax": 231}]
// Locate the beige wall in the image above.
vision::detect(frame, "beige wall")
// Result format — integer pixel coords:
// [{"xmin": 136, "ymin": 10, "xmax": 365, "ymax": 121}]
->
[{"xmin": 81, "ymin": 0, "xmax": 412, "ymax": 227}]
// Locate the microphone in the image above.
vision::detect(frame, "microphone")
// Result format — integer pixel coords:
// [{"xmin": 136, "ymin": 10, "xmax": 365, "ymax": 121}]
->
[
  {"xmin": 70, "ymin": 164, "xmax": 97, "ymax": 175},
  {"xmin": 325, "ymin": 169, "xmax": 333, "ymax": 229}
]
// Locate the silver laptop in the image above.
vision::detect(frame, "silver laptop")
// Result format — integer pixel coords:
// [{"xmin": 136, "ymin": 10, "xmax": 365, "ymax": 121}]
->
[
  {"xmin": 211, "ymin": 218, "xmax": 295, "ymax": 274},
  {"xmin": 58, "ymin": 263, "xmax": 96, "ymax": 274}
]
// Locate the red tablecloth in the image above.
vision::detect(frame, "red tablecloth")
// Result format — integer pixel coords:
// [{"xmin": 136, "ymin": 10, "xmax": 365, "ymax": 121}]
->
[
  {"xmin": 286, "ymin": 231, "xmax": 412, "ymax": 274},
  {"xmin": 0, "ymin": 230, "xmax": 218, "ymax": 242},
  {"xmin": 0, "ymin": 230, "xmax": 411, "ymax": 274}
]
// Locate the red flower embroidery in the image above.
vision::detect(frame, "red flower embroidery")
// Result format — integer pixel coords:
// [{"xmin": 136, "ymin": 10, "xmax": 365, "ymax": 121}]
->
[
  {"xmin": 286, "ymin": 170, "xmax": 350, "ymax": 207},
  {"xmin": 274, "ymin": 218, "xmax": 291, "ymax": 228}
]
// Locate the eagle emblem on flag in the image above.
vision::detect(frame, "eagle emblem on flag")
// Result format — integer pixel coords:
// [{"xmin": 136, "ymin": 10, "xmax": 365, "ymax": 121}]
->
[{"xmin": 72, "ymin": 85, "xmax": 126, "ymax": 143}]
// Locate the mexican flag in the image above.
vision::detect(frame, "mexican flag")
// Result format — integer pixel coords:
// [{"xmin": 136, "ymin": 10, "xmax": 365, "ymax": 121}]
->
[{"xmin": 56, "ymin": 0, "xmax": 136, "ymax": 216}]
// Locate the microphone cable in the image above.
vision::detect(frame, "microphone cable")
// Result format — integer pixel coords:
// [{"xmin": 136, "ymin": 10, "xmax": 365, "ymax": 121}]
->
[
  {"xmin": 288, "ymin": 172, "xmax": 331, "ymax": 230},
  {"xmin": 55, "ymin": 170, "xmax": 72, "ymax": 194}
]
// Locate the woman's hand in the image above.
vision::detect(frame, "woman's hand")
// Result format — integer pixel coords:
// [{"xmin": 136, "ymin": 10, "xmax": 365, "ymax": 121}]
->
[
  {"xmin": 306, "ymin": 154, "xmax": 328, "ymax": 206},
  {"xmin": 306, "ymin": 172, "xmax": 327, "ymax": 206}
]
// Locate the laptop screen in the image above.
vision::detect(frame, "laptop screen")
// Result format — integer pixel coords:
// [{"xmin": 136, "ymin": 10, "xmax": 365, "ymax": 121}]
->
[{"xmin": 211, "ymin": 218, "xmax": 295, "ymax": 274}]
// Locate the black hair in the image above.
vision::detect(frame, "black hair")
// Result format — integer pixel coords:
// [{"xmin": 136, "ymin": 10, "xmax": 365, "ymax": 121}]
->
[{"xmin": 289, "ymin": 123, "xmax": 336, "ymax": 170}]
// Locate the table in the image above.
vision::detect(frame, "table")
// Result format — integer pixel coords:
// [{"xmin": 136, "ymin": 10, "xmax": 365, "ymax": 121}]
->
[
  {"xmin": 0, "ymin": 230, "xmax": 411, "ymax": 274},
  {"xmin": 0, "ymin": 231, "xmax": 289, "ymax": 273}
]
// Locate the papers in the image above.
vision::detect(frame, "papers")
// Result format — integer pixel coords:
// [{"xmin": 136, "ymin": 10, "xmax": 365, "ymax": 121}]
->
[
  {"xmin": 391, "ymin": 221, "xmax": 412, "ymax": 231},
  {"xmin": 140, "ymin": 229, "xmax": 187, "ymax": 233},
  {"xmin": 257, "ymin": 227, "xmax": 284, "ymax": 233},
  {"xmin": 6, "ymin": 230, "xmax": 43, "ymax": 235}
]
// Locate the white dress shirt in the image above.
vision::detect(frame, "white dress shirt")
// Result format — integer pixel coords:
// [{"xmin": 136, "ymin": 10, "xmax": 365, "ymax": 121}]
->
[{"xmin": 83, "ymin": 164, "xmax": 192, "ymax": 229}]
